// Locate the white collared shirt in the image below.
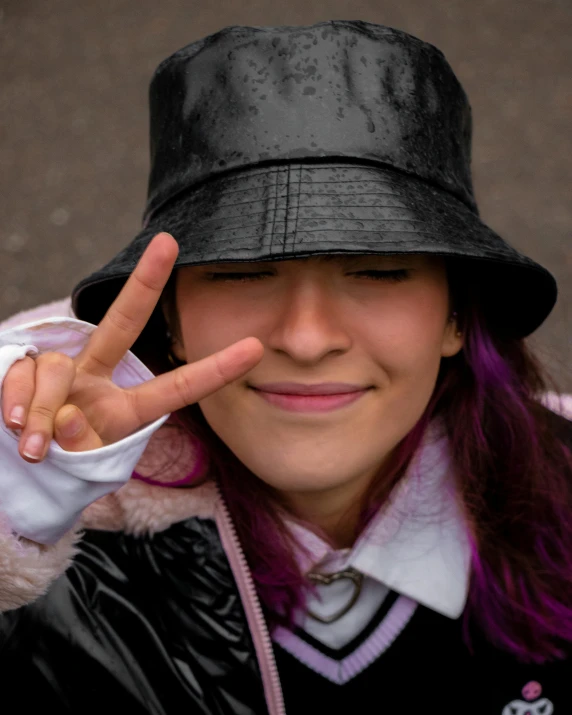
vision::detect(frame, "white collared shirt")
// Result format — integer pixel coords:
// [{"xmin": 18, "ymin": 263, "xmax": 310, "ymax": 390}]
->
[{"xmin": 283, "ymin": 422, "xmax": 472, "ymax": 649}]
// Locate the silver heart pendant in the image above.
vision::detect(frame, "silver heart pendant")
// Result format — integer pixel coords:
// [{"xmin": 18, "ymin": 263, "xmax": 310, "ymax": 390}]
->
[{"xmin": 306, "ymin": 567, "xmax": 364, "ymax": 624}]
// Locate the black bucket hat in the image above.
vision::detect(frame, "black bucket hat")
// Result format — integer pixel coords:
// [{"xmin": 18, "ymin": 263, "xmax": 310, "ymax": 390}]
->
[{"xmin": 71, "ymin": 20, "xmax": 557, "ymax": 354}]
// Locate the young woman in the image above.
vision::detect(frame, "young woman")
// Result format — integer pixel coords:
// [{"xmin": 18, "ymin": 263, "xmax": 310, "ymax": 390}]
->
[{"xmin": 0, "ymin": 20, "xmax": 570, "ymax": 715}]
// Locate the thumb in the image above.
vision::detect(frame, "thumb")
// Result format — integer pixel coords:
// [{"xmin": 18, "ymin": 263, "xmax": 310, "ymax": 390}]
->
[{"xmin": 54, "ymin": 404, "xmax": 104, "ymax": 452}]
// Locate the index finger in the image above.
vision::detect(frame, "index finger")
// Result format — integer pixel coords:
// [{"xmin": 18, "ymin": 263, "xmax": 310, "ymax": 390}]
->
[{"xmin": 76, "ymin": 232, "xmax": 179, "ymax": 375}]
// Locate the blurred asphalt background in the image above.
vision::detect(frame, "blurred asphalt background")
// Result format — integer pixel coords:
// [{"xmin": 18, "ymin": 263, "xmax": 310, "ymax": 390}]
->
[{"xmin": 1, "ymin": 0, "xmax": 571, "ymax": 388}]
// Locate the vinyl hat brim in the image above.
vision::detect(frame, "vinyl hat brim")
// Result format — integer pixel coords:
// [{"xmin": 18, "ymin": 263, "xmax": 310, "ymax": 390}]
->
[{"xmin": 72, "ymin": 160, "xmax": 557, "ymax": 349}]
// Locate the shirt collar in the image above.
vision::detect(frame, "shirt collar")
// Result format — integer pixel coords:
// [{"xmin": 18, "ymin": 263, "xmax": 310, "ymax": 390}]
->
[{"xmin": 284, "ymin": 419, "xmax": 472, "ymax": 620}]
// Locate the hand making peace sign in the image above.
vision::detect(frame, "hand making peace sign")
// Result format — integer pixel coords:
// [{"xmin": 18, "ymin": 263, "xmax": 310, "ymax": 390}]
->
[{"xmin": 1, "ymin": 232, "xmax": 265, "ymax": 463}]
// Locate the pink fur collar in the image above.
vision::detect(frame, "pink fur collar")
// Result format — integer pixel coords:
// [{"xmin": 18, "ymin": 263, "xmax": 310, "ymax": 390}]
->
[{"xmin": 81, "ymin": 416, "xmax": 218, "ymax": 535}]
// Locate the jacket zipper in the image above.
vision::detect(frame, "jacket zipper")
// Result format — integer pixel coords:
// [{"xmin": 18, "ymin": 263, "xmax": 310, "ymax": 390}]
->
[{"xmin": 215, "ymin": 486, "xmax": 286, "ymax": 715}]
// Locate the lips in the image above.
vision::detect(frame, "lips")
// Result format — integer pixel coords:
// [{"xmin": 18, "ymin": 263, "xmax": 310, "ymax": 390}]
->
[
  {"xmin": 251, "ymin": 386, "xmax": 371, "ymax": 412},
  {"xmin": 251, "ymin": 382, "xmax": 369, "ymax": 395}
]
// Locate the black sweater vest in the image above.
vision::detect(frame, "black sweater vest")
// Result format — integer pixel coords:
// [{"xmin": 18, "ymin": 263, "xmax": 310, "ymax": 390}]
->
[{"xmin": 274, "ymin": 596, "xmax": 567, "ymax": 714}]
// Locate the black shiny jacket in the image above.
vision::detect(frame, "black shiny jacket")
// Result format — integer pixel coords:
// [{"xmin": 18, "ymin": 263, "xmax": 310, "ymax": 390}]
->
[{"xmin": 0, "ymin": 516, "xmax": 270, "ymax": 714}]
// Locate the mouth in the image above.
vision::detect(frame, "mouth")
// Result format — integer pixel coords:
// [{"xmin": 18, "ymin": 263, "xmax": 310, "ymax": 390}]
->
[{"xmin": 250, "ymin": 386, "xmax": 372, "ymax": 413}]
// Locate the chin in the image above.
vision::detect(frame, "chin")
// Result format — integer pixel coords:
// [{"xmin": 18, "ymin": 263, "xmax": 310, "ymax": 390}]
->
[
  {"xmin": 244, "ymin": 456, "xmax": 372, "ymax": 495},
  {"xmin": 259, "ymin": 474, "xmax": 347, "ymax": 494}
]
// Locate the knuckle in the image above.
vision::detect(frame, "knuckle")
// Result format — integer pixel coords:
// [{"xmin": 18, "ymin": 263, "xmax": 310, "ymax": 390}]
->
[
  {"xmin": 77, "ymin": 351, "xmax": 112, "ymax": 374},
  {"xmin": 2, "ymin": 360, "xmax": 35, "ymax": 420},
  {"xmin": 173, "ymin": 369, "xmax": 194, "ymax": 405},
  {"xmin": 133, "ymin": 269, "xmax": 164, "ymax": 294},
  {"xmin": 5, "ymin": 378, "xmax": 35, "ymax": 400},
  {"xmin": 28, "ymin": 403, "xmax": 56, "ymax": 421},
  {"xmin": 4, "ymin": 356, "xmax": 35, "ymax": 390},
  {"xmin": 212, "ymin": 353, "xmax": 231, "ymax": 385},
  {"xmin": 105, "ymin": 306, "xmax": 140, "ymax": 337},
  {"xmin": 36, "ymin": 351, "xmax": 75, "ymax": 375}
]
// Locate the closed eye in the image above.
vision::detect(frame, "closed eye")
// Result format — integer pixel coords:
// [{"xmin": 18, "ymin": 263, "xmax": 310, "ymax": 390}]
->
[
  {"xmin": 205, "ymin": 272, "xmax": 272, "ymax": 282},
  {"xmin": 353, "ymin": 269, "xmax": 410, "ymax": 282},
  {"xmin": 204, "ymin": 269, "xmax": 410, "ymax": 283}
]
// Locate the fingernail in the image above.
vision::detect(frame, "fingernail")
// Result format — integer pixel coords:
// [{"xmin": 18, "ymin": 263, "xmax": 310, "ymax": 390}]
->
[
  {"xmin": 57, "ymin": 407, "xmax": 82, "ymax": 438},
  {"xmin": 9, "ymin": 406, "xmax": 25, "ymax": 426},
  {"xmin": 23, "ymin": 433, "xmax": 45, "ymax": 460}
]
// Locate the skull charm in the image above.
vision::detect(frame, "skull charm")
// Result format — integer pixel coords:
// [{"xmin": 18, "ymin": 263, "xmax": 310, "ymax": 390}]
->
[{"xmin": 501, "ymin": 681, "xmax": 554, "ymax": 715}]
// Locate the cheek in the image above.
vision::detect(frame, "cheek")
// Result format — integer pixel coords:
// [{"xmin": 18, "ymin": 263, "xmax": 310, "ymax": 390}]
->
[
  {"xmin": 351, "ymin": 298, "xmax": 447, "ymax": 430},
  {"xmin": 360, "ymin": 271, "xmax": 448, "ymax": 344},
  {"xmin": 176, "ymin": 274, "xmax": 285, "ymax": 365},
  {"xmin": 177, "ymin": 294, "xmax": 256, "ymax": 361},
  {"xmin": 364, "ymin": 297, "xmax": 447, "ymax": 385}
]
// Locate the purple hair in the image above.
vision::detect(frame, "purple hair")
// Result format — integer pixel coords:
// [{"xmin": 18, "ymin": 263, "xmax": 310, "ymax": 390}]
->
[{"xmin": 149, "ymin": 263, "xmax": 572, "ymax": 663}]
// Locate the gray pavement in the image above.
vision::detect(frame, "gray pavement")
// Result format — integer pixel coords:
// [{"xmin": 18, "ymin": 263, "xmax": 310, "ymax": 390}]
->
[{"xmin": 1, "ymin": 0, "xmax": 571, "ymax": 388}]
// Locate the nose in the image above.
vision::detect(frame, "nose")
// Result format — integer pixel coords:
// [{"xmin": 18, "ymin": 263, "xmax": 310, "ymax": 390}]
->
[{"xmin": 266, "ymin": 274, "xmax": 352, "ymax": 364}]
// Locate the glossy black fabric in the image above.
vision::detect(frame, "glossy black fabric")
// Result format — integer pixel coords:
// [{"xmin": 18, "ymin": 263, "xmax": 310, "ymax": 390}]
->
[
  {"xmin": 0, "ymin": 517, "xmax": 269, "ymax": 715},
  {"xmin": 71, "ymin": 20, "xmax": 557, "ymax": 343}
]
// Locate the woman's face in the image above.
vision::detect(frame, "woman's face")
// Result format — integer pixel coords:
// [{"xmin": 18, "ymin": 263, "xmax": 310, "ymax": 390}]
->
[{"xmin": 171, "ymin": 254, "xmax": 463, "ymax": 512}]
